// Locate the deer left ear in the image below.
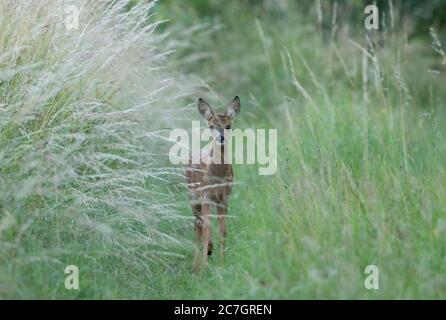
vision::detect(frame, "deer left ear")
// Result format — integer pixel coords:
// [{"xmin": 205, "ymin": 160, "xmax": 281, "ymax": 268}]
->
[
  {"xmin": 226, "ymin": 96, "xmax": 241, "ymax": 119},
  {"xmin": 198, "ymin": 98, "xmax": 214, "ymax": 120}
]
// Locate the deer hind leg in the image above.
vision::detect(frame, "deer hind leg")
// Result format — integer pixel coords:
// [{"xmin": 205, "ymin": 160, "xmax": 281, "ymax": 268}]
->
[
  {"xmin": 217, "ymin": 202, "xmax": 228, "ymax": 258},
  {"xmin": 192, "ymin": 204, "xmax": 203, "ymax": 272}
]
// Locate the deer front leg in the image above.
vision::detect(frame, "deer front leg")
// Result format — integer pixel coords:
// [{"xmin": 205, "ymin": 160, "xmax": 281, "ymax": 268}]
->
[
  {"xmin": 217, "ymin": 203, "xmax": 228, "ymax": 258},
  {"xmin": 201, "ymin": 202, "xmax": 212, "ymax": 267},
  {"xmin": 192, "ymin": 204, "xmax": 202, "ymax": 238}
]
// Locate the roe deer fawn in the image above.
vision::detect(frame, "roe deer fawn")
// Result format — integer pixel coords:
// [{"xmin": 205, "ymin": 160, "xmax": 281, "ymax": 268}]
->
[{"xmin": 185, "ymin": 96, "xmax": 241, "ymax": 271}]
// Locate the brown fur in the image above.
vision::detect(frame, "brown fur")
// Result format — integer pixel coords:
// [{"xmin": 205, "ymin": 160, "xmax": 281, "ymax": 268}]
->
[{"xmin": 186, "ymin": 96, "xmax": 240, "ymax": 271}]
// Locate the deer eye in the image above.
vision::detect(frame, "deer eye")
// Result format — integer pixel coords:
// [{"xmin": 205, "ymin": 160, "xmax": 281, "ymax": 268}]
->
[{"xmin": 225, "ymin": 125, "xmax": 231, "ymax": 129}]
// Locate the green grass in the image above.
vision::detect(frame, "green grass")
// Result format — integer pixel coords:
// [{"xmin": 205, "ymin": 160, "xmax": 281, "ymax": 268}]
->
[
  {"xmin": 142, "ymin": 103, "xmax": 446, "ymax": 299},
  {"xmin": 1, "ymin": 0, "xmax": 446, "ymax": 299}
]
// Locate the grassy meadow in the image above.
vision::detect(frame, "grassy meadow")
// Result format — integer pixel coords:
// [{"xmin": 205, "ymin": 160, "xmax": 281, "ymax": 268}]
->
[{"xmin": 1, "ymin": 0, "xmax": 446, "ymax": 299}]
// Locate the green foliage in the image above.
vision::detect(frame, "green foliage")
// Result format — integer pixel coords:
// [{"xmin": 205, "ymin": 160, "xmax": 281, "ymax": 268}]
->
[{"xmin": 150, "ymin": 0, "xmax": 446, "ymax": 299}]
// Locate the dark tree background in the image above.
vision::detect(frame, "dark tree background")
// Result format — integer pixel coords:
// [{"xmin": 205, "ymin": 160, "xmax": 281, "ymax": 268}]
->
[{"xmin": 157, "ymin": 0, "xmax": 446, "ymax": 37}]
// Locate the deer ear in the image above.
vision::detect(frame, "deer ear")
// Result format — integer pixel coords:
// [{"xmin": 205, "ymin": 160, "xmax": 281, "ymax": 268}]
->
[
  {"xmin": 198, "ymin": 98, "xmax": 213, "ymax": 120},
  {"xmin": 226, "ymin": 96, "xmax": 241, "ymax": 119}
]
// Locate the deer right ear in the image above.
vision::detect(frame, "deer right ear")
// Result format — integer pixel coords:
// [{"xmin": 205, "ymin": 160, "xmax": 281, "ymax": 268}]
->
[
  {"xmin": 226, "ymin": 96, "xmax": 241, "ymax": 119},
  {"xmin": 198, "ymin": 98, "xmax": 213, "ymax": 120}
]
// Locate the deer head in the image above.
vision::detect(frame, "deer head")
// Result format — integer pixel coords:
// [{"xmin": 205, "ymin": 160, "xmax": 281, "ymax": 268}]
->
[{"xmin": 198, "ymin": 96, "xmax": 241, "ymax": 146}]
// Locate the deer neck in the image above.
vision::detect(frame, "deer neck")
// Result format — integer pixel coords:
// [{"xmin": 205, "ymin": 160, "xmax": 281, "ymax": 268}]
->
[{"xmin": 209, "ymin": 143, "xmax": 231, "ymax": 178}]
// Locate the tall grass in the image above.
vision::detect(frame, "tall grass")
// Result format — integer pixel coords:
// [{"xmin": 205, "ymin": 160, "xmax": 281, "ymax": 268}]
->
[
  {"xmin": 144, "ymin": 0, "xmax": 446, "ymax": 299},
  {"xmin": 0, "ymin": 0, "xmax": 198, "ymax": 298}
]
